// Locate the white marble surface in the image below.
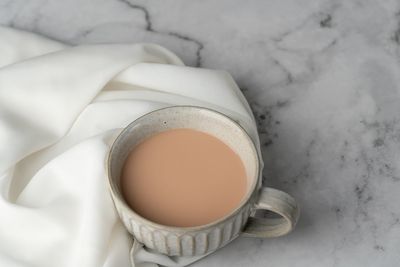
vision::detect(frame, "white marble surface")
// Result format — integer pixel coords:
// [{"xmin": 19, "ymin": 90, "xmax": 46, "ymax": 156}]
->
[{"xmin": 1, "ymin": 0, "xmax": 400, "ymax": 266}]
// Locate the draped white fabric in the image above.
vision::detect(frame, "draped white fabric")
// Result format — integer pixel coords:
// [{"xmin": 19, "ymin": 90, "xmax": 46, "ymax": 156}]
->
[{"xmin": 0, "ymin": 27, "xmax": 261, "ymax": 267}]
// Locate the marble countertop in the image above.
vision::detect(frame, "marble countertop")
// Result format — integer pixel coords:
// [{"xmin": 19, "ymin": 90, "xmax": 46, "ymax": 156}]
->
[{"xmin": 1, "ymin": 0, "xmax": 400, "ymax": 266}]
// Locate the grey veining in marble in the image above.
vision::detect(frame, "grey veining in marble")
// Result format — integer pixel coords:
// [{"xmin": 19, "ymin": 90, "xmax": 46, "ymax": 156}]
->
[{"xmin": 1, "ymin": 0, "xmax": 400, "ymax": 266}]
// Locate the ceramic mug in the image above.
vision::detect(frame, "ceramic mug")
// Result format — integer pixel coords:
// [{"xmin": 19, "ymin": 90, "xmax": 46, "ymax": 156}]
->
[{"xmin": 107, "ymin": 106, "xmax": 299, "ymax": 256}]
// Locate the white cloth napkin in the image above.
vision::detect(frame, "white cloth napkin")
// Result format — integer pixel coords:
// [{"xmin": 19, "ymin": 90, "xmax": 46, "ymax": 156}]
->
[{"xmin": 0, "ymin": 27, "xmax": 261, "ymax": 267}]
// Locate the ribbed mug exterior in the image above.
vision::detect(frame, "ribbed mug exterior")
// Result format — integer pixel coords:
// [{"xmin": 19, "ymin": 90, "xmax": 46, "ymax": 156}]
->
[{"xmin": 112, "ymin": 191, "xmax": 257, "ymax": 256}]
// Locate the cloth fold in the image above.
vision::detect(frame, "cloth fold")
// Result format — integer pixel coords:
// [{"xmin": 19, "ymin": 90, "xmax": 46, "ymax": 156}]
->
[{"xmin": 0, "ymin": 27, "xmax": 261, "ymax": 267}]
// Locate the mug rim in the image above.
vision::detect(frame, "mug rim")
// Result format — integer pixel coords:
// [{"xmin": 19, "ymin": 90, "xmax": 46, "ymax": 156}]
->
[{"xmin": 107, "ymin": 105, "xmax": 261, "ymax": 232}]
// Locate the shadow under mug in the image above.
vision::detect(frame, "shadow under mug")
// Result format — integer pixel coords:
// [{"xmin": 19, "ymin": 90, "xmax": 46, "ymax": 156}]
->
[{"xmin": 107, "ymin": 106, "xmax": 299, "ymax": 257}]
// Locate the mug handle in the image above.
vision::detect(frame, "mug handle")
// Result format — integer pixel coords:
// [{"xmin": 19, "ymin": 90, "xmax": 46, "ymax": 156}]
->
[{"xmin": 242, "ymin": 187, "xmax": 300, "ymax": 238}]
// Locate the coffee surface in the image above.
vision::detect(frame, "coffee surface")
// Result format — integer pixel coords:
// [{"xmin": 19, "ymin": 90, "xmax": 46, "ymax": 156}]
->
[{"xmin": 121, "ymin": 128, "xmax": 247, "ymax": 227}]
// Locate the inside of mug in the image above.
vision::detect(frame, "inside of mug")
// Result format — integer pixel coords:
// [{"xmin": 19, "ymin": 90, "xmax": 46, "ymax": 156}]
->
[{"xmin": 108, "ymin": 106, "xmax": 259, "ymax": 224}]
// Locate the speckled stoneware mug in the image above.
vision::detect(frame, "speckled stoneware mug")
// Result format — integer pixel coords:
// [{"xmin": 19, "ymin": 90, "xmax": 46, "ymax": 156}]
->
[{"xmin": 107, "ymin": 106, "xmax": 299, "ymax": 257}]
